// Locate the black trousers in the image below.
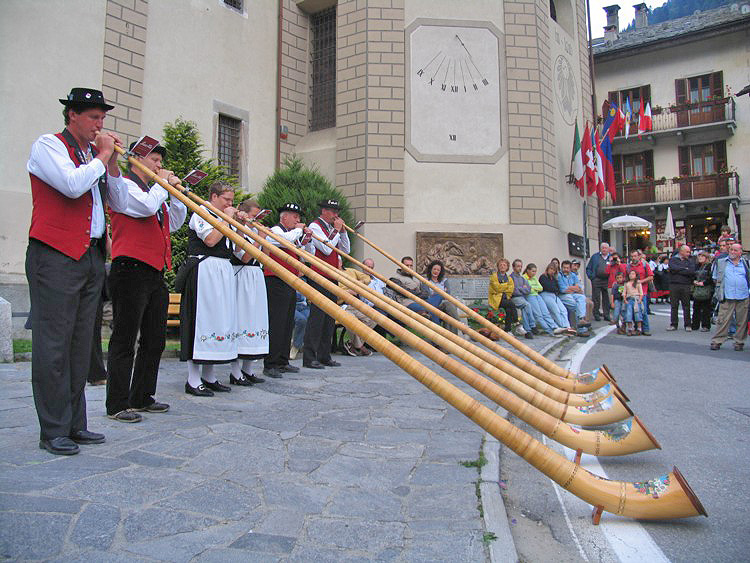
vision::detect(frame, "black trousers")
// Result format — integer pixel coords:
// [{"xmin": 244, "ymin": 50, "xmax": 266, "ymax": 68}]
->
[
  {"xmin": 264, "ymin": 276, "xmax": 296, "ymax": 369},
  {"xmin": 591, "ymin": 280, "xmax": 611, "ymax": 318},
  {"xmin": 497, "ymin": 295, "xmax": 518, "ymax": 331},
  {"xmin": 303, "ymin": 278, "xmax": 336, "ymax": 364},
  {"xmin": 26, "ymin": 239, "xmax": 104, "ymax": 440},
  {"xmin": 691, "ymin": 298, "xmax": 712, "ymax": 330},
  {"xmin": 669, "ymin": 284, "xmax": 692, "ymax": 327},
  {"xmin": 87, "ymin": 296, "xmax": 107, "ymax": 384},
  {"xmin": 106, "ymin": 258, "xmax": 168, "ymax": 414}
]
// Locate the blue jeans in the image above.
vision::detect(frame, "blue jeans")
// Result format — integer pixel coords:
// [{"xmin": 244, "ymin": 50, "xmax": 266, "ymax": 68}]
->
[
  {"xmin": 612, "ymin": 300, "xmax": 624, "ymax": 325},
  {"xmin": 512, "ymin": 296, "xmax": 534, "ymax": 332},
  {"xmin": 292, "ymin": 304, "xmax": 309, "ymax": 349},
  {"xmin": 559, "ymin": 293, "xmax": 586, "ymax": 320},
  {"xmin": 527, "ymin": 294, "xmax": 557, "ymax": 333},
  {"xmin": 408, "ymin": 293, "xmax": 443, "ymax": 324},
  {"xmin": 540, "ymin": 292, "xmax": 570, "ymax": 328},
  {"xmin": 624, "ymin": 297, "xmax": 643, "ymax": 323}
]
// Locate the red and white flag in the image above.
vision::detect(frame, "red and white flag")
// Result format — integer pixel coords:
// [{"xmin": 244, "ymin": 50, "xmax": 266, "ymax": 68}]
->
[
  {"xmin": 638, "ymin": 102, "xmax": 653, "ymax": 137},
  {"xmin": 594, "ymin": 129, "xmax": 606, "ymax": 200},
  {"xmin": 582, "ymin": 122, "xmax": 596, "ymax": 196}
]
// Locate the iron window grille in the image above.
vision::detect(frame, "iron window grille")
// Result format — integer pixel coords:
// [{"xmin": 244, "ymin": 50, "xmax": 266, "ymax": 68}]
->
[
  {"xmin": 309, "ymin": 6, "xmax": 336, "ymax": 131},
  {"xmin": 223, "ymin": 0, "xmax": 243, "ymax": 13},
  {"xmin": 217, "ymin": 114, "xmax": 241, "ymax": 179}
]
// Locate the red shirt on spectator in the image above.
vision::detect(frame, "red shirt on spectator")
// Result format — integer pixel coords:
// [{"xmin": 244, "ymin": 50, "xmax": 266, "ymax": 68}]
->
[
  {"xmin": 606, "ymin": 261, "xmax": 627, "ymax": 288},
  {"xmin": 626, "ymin": 259, "xmax": 653, "ymax": 296}
]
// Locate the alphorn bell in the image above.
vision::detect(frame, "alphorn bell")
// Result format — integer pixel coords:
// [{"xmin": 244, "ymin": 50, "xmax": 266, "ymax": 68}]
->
[
  {"xmin": 115, "ymin": 145, "xmax": 706, "ymax": 520},
  {"xmin": 345, "ymin": 224, "xmax": 599, "ymax": 380},
  {"xmin": 249, "ymin": 222, "xmax": 656, "ymax": 454}
]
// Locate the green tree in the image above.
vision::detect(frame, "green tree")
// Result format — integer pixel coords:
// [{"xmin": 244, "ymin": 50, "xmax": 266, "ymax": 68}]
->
[
  {"xmin": 159, "ymin": 117, "xmax": 238, "ymax": 290},
  {"xmin": 257, "ymin": 155, "xmax": 353, "ymax": 227}
]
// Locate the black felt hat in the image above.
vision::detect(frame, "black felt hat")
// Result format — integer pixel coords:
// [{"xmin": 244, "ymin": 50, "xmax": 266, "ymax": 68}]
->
[
  {"xmin": 318, "ymin": 199, "xmax": 341, "ymax": 210},
  {"xmin": 128, "ymin": 140, "xmax": 166, "ymax": 157},
  {"xmin": 278, "ymin": 202, "xmax": 302, "ymax": 214},
  {"xmin": 59, "ymin": 88, "xmax": 115, "ymax": 111}
]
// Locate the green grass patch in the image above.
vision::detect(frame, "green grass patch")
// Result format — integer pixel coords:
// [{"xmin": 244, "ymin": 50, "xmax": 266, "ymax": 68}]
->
[
  {"xmin": 13, "ymin": 339, "xmax": 32, "ymax": 354},
  {"xmin": 459, "ymin": 450, "xmax": 488, "ymax": 469},
  {"xmin": 482, "ymin": 532, "xmax": 497, "ymax": 544}
]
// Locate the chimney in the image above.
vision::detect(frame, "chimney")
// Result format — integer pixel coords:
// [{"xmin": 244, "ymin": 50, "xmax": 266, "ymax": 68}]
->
[
  {"xmin": 633, "ymin": 3, "xmax": 649, "ymax": 28},
  {"xmin": 603, "ymin": 5, "xmax": 621, "ymax": 41}
]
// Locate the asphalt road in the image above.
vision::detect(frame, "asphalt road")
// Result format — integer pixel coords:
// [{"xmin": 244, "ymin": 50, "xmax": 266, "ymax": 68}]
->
[{"xmin": 501, "ymin": 305, "xmax": 749, "ymax": 563}]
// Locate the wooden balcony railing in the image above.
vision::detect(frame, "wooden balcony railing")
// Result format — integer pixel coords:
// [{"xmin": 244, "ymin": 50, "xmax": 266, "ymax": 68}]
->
[
  {"xmin": 614, "ymin": 97, "xmax": 735, "ymax": 137},
  {"xmin": 603, "ymin": 172, "xmax": 739, "ymax": 207}
]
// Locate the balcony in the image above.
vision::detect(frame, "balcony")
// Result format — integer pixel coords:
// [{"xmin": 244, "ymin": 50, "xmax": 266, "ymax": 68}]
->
[
  {"xmin": 603, "ymin": 172, "xmax": 739, "ymax": 208},
  {"xmin": 612, "ymin": 97, "xmax": 736, "ymax": 151}
]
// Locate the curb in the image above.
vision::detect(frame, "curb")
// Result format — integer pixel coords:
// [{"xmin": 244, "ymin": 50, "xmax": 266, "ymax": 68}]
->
[{"xmin": 479, "ymin": 337, "xmax": 570, "ymax": 563}]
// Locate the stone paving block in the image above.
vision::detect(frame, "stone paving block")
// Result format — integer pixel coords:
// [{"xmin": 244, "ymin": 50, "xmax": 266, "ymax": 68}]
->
[
  {"xmin": 253, "ymin": 508, "xmax": 307, "ymax": 536},
  {"xmin": 229, "ymin": 531, "xmax": 296, "ymax": 553},
  {"xmin": 402, "ymin": 530, "xmax": 485, "ymax": 561},
  {"xmin": 310, "ymin": 455, "xmax": 415, "ymax": 490},
  {"xmin": 326, "ymin": 487, "xmax": 403, "ymax": 520},
  {"xmin": 286, "ymin": 435, "xmax": 342, "ymax": 460},
  {"xmin": 194, "ymin": 547, "xmax": 280, "ymax": 562},
  {"xmin": 365, "ymin": 424, "xmax": 430, "ymax": 446},
  {"xmin": 156, "ymin": 478, "xmax": 261, "ymax": 520},
  {"xmin": 70, "ymin": 503, "xmax": 119, "ymax": 550},
  {"xmin": 0, "ymin": 455, "xmax": 129, "ymax": 493},
  {"xmin": 288, "ymin": 545, "xmax": 373, "ymax": 563},
  {"xmin": 406, "ymin": 484, "xmax": 480, "ymax": 520},
  {"xmin": 338, "ymin": 441, "xmax": 422, "ymax": 460},
  {"xmin": 117, "ymin": 449, "xmax": 183, "ymax": 469},
  {"xmin": 262, "ymin": 477, "xmax": 332, "ymax": 512},
  {"xmin": 304, "ymin": 517, "xmax": 406, "ymax": 552},
  {"xmin": 48, "ymin": 551, "xmax": 152, "ymax": 563},
  {"xmin": 0, "ymin": 511, "xmax": 70, "ymax": 559},
  {"xmin": 123, "ymin": 507, "xmax": 219, "ymax": 542},
  {"xmin": 0, "ymin": 492, "xmax": 84, "ymax": 514},
  {"xmin": 410, "ymin": 461, "xmax": 480, "ymax": 486}
]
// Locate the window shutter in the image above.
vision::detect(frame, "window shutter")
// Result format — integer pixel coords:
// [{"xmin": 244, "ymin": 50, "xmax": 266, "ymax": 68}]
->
[
  {"xmin": 642, "ymin": 85, "xmax": 651, "ymax": 105},
  {"xmin": 644, "ymin": 150, "xmax": 654, "ymax": 179},
  {"xmin": 711, "ymin": 72, "xmax": 723, "ymax": 98},
  {"xmin": 675, "ymin": 79, "xmax": 686, "ymax": 104},
  {"xmin": 614, "ymin": 155, "xmax": 623, "ymax": 185},
  {"xmin": 678, "ymin": 146, "xmax": 691, "ymax": 176},
  {"xmin": 715, "ymin": 141, "xmax": 727, "ymax": 172}
]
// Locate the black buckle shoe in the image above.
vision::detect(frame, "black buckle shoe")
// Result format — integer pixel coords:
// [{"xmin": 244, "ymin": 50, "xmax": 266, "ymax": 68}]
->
[
  {"xmin": 241, "ymin": 370, "xmax": 265, "ymax": 383},
  {"xmin": 262, "ymin": 367, "xmax": 283, "ymax": 378},
  {"xmin": 201, "ymin": 379, "xmax": 231, "ymax": 392},
  {"xmin": 185, "ymin": 382, "xmax": 214, "ymax": 396},
  {"xmin": 230, "ymin": 374, "xmax": 253, "ymax": 386},
  {"xmin": 39, "ymin": 437, "xmax": 80, "ymax": 455},
  {"xmin": 279, "ymin": 364, "xmax": 300, "ymax": 373},
  {"xmin": 70, "ymin": 430, "xmax": 106, "ymax": 444},
  {"xmin": 302, "ymin": 361, "xmax": 325, "ymax": 369}
]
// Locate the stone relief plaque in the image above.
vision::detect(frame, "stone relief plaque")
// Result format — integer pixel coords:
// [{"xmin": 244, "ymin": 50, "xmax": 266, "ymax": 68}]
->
[{"xmin": 416, "ymin": 232, "xmax": 503, "ymax": 300}]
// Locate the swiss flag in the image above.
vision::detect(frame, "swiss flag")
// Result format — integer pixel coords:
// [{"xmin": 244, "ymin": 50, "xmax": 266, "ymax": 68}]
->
[
  {"xmin": 582, "ymin": 122, "xmax": 596, "ymax": 196},
  {"xmin": 594, "ymin": 129, "xmax": 606, "ymax": 200}
]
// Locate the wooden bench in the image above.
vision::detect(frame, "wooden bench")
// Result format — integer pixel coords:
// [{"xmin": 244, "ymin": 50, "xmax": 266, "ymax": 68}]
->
[{"xmin": 167, "ymin": 293, "xmax": 181, "ymax": 327}]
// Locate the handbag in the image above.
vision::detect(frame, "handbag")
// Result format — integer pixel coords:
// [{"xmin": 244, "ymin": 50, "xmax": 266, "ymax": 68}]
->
[{"xmin": 691, "ymin": 284, "xmax": 711, "ymax": 302}]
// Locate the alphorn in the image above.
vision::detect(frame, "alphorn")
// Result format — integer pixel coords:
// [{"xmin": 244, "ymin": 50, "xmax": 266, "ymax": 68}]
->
[
  {"xmin": 247, "ymin": 222, "xmax": 654, "ymax": 452},
  {"xmin": 116, "ymin": 145, "xmax": 706, "ymax": 520},
  {"xmin": 346, "ymin": 224, "xmax": 599, "ymax": 380},
  {"xmin": 254, "ymin": 223, "xmax": 634, "ymax": 427},
  {"xmin": 293, "ymin": 224, "xmax": 624, "ymax": 404}
]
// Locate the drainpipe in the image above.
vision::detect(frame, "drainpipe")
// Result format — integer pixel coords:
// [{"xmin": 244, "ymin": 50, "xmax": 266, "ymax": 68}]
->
[{"xmin": 276, "ymin": 0, "xmax": 283, "ymax": 170}]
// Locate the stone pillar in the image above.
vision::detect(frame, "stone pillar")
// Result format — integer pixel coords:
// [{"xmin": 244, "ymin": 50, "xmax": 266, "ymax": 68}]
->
[{"xmin": 102, "ymin": 0, "xmax": 148, "ymax": 146}]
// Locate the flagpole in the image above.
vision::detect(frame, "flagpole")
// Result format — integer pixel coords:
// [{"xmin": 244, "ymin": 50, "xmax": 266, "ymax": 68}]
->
[{"xmin": 586, "ymin": 0, "xmax": 602, "ymax": 246}]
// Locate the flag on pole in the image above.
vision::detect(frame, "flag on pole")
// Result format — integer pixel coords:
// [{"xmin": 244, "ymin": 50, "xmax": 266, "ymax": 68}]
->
[
  {"xmin": 642, "ymin": 102, "xmax": 653, "ymax": 133},
  {"xmin": 572, "ymin": 121, "xmax": 585, "ymax": 196},
  {"xmin": 599, "ymin": 131, "xmax": 617, "ymax": 201},
  {"xmin": 624, "ymin": 98, "xmax": 632, "ymax": 139},
  {"xmin": 582, "ymin": 122, "xmax": 596, "ymax": 195},
  {"xmin": 594, "ymin": 128, "xmax": 606, "ymax": 200},
  {"xmin": 637, "ymin": 100, "xmax": 646, "ymax": 138},
  {"xmin": 602, "ymin": 102, "xmax": 625, "ymax": 141}
]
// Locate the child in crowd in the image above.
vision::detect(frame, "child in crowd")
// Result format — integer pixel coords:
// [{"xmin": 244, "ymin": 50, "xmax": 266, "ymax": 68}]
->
[
  {"xmin": 623, "ymin": 270, "xmax": 644, "ymax": 336},
  {"xmin": 610, "ymin": 271, "xmax": 626, "ymax": 334}
]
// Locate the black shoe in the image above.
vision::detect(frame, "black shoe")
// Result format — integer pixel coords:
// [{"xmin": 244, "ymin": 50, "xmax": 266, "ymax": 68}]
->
[
  {"xmin": 303, "ymin": 361, "xmax": 325, "ymax": 369},
  {"xmin": 241, "ymin": 370, "xmax": 266, "ymax": 383},
  {"xmin": 603, "ymin": 315, "xmax": 611, "ymax": 322},
  {"xmin": 108, "ymin": 409, "xmax": 143, "ymax": 423},
  {"xmin": 201, "ymin": 379, "xmax": 231, "ymax": 392},
  {"xmin": 134, "ymin": 401, "xmax": 170, "ymax": 413},
  {"xmin": 524, "ymin": 332, "xmax": 534, "ymax": 340},
  {"xmin": 577, "ymin": 320, "xmax": 591, "ymax": 328},
  {"xmin": 39, "ymin": 437, "xmax": 79, "ymax": 455},
  {"xmin": 185, "ymin": 382, "xmax": 214, "ymax": 396},
  {"xmin": 262, "ymin": 367, "xmax": 283, "ymax": 378},
  {"xmin": 321, "ymin": 360, "xmax": 341, "ymax": 367},
  {"xmin": 230, "ymin": 374, "xmax": 253, "ymax": 386},
  {"xmin": 70, "ymin": 430, "xmax": 105, "ymax": 445},
  {"xmin": 279, "ymin": 364, "xmax": 300, "ymax": 373},
  {"xmin": 593, "ymin": 314, "xmax": 601, "ymax": 321}
]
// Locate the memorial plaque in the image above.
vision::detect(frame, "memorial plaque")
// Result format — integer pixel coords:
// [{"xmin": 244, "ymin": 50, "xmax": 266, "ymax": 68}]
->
[
  {"xmin": 449, "ymin": 276, "xmax": 491, "ymax": 301},
  {"xmin": 415, "ymin": 232, "xmax": 503, "ymax": 276}
]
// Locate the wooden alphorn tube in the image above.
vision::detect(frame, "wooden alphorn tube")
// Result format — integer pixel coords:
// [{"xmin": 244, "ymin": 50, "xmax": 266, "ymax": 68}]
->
[
  {"xmin": 249, "ymin": 224, "xmax": 653, "ymax": 450},
  {"xmin": 296, "ymin": 226, "xmax": 623, "ymax": 403},
  {"xmin": 116, "ymin": 147, "xmax": 705, "ymax": 520},
  {"xmin": 346, "ymin": 224, "xmax": 597, "ymax": 380}
]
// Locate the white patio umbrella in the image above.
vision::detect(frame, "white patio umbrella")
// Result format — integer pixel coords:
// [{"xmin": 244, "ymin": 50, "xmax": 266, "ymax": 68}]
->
[
  {"xmin": 602, "ymin": 214, "xmax": 652, "ymax": 255},
  {"xmin": 728, "ymin": 203, "xmax": 738, "ymax": 236},
  {"xmin": 664, "ymin": 207, "xmax": 676, "ymax": 243}
]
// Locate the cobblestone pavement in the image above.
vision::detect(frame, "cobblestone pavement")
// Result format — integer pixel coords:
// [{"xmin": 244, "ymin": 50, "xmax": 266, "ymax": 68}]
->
[{"xmin": 0, "ymin": 336, "xmax": 557, "ymax": 561}]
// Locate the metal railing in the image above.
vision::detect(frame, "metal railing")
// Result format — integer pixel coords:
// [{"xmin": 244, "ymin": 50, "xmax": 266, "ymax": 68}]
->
[
  {"xmin": 603, "ymin": 172, "xmax": 739, "ymax": 207},
  {"xmin": 615, "ymin": 97, "xmax": 735, "ymax": 137}
]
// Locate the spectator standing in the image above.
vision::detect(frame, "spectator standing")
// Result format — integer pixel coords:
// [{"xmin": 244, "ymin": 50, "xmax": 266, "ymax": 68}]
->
[
  {"xmin": 610, "ymin": 271, "xmax": 626, "ymax": 334},
  {"xmin": 653, "ymin": 254, "xmax": 669, "ymax": 293},
  {"xmin": 667, "ymin": 245, "xmax": 696, "ymax": 331},
  {"xmin": 585, "ymin": 242, "xmax": 612, "ymax": 321},
  {"xmin": 623, "ymin": 270, "xmax": 644, "ymax": 336},
  {"xmin": 625, "ymin": 250, "xmax": 653, "ymax": 336},
  {"xmin": 510, "ymin": 259, "xmax": 536, "ymax": 339},
  {"xmin": 710, "ymin": 243, "xmax": 749, "ymax": 351},
  {"xmin": 488, "ymin": 258, "xmax": 519, "ymax": 333},
  {"xmin": 691, "ymin": 252, "xmax": 714, "ymax": 332},
  {"xmin": 605, "ymin": 252, "xmax": 627, "ymax": 292}
]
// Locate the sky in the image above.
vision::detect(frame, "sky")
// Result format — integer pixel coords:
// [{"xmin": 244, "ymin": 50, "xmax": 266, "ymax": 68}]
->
[{"xmin": 586, "ymin": 0, "xmax": 669, "ymax": 38}]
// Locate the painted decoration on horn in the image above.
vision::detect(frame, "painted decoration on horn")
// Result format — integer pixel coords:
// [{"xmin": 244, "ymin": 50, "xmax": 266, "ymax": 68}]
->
[
  {"xmin": 576, "ymin": 396, "xmax": 613, "ymax": 414},
  {"xmin": 576, "ymin": 368, "xmax": 600, "ymax": 384},
  {"xmin": 633, "ymin": 475, "xmax": 671, "ymax": 499},
  {"xmin": 601, "ymin": 420, "xmax": 632, "ymax": 442}
]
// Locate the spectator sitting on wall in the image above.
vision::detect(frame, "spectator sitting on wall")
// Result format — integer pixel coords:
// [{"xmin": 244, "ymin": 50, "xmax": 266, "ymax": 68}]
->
[
  {"xmin": 558, "ymin": 260, "xmax": 590, "ymax": 333},
  {"xmin": 510, "ymin": 259, "xmax": 536, "ymax": 339},
  {"xmin": 488, "ymin": 258, "xmax": 519, "ymax": 334}
]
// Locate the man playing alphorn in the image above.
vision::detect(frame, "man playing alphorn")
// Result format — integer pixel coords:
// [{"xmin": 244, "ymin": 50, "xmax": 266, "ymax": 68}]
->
[
  {"xmin": 263, "ymin": 203, "xmax": 311, "ymax": 378},
  {"xmin": 105, "ymin": 142, "xmax": 186, "ymax": 423},
  {"xmin": 302, "ymin": 199, "xmax": 350, "ymax": 370},
  {"xmin": 26, "ymin": 87, "xmax": 129, "ymax": 455}
]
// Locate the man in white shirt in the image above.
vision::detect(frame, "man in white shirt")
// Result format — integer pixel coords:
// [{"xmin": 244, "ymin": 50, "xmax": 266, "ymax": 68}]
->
[
  {"xmin": 105, "ymin": 142, "xmax": 186, "ymax": 423},
  {"xmin": 302, "ymin": 200, "xmax": 350, "ymax": 369},
  {"xmin": 26, "ymin": 88, "xmax": 129, "ymax": 455}
]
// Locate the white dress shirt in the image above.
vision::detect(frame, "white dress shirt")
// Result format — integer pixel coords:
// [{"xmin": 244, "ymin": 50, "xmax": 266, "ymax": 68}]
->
[
  {"xmin": 267, "ymin": 225, "xmax": 312, "ymax": 252},
  {"xmin": 27, "ymin": 133, "xmax": 129, "ymax": 238},
  {"xmin": 309, "ymin": 217, "xmax": 350, "ymax": 255},
  {"xmin": 120, "ymin": 176, "xmax": 187, "ymax": 233}
]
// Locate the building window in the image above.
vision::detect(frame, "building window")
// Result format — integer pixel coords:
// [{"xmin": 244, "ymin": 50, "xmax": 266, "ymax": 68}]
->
[
  {"xmin": 614, "ymin": 151, "xmax": 653, "ymax": 184},
  {"xmin": 309, "ymin": 6, "xmax": 336, "ymax": 131},
  {"xmin": 675, "ymin": 72, "xmax": 723, "ymax": 105},
  {"xmin": 223, "ymin": 0, "xmax": 243, "ymax": 12},
  {"xmin": 217, "ymin": 114, "xmax": 241, "ymax": 179},
  {"xmin": 608, "ymin": 85, "xmax": 650, "ymax": 114},
  {"xmin": 678, "ymin": 142, "xmax": 727, "ymax": 176}
]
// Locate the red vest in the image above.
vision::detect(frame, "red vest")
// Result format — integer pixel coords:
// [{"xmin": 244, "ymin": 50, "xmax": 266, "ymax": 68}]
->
[
  {"xmin": 28, "ymin": 133, "xmax": 97, "ymax": 260},
  {"xmin": 309, "ymin": 218, "xmax": 342, "ymax": 280},
  {"xmin": 109, "ymin": 173, "xmax": 172, "ymax": 271},
  {"xmin": 264, "ymin": 225, "xmax": 300, "ymax": 277}
]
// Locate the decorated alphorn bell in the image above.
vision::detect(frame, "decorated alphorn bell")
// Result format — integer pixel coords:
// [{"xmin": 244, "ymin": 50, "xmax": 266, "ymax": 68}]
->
[
  {"xmin": 256, "ymin": 223, "xmax": 634, "ymax": 427},
  {"xmin": 289, "ymin": 225, "xmax": 626, "ymax": 406},
  {"xmin": 248, "ymin": 222, "xmax": 656, "ymax": 454},
  {"xmin": 116, "ymin": 145, "xmax": 706, "ymax": 520},
  {"xmin": 345, "ymin": 224, "xmax": 612, "ymax": 382}
]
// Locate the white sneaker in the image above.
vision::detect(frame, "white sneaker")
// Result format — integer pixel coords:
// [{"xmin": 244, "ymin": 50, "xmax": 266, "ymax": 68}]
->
[
  {"xmin": 289, "ymin": 345, "xmax": 299, "ymax": 360},
  {"xmin": 553, "ymin": 327, "xmax": 568, "ymax": 335},
  {"xmin": 513, "ymin": 325, "xmax": 526, "ymax": 336}
]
